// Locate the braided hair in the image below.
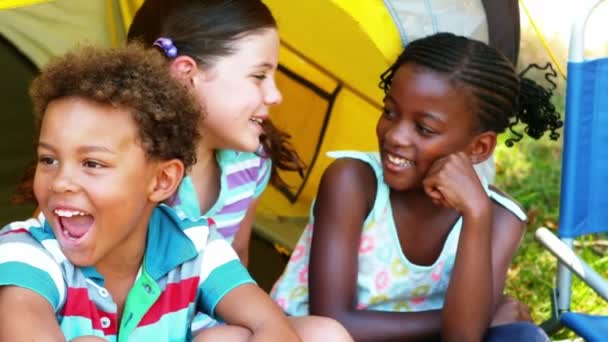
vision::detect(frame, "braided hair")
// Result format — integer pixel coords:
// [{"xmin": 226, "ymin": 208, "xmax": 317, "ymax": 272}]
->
[{"xmin": 379, "ymin": 33, "xmax": 562, "ymax": 146}]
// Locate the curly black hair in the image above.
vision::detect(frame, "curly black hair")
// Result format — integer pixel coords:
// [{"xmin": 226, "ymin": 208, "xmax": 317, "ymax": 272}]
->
[
  {"xmin": 379, "ymin": 32, "xmax": 563, "ymax": 145},
  {"xmin": 30, "ymin": 43, "xmax": 202, "ymax": 167},
  {"xmin": 13, "ymin": 43, "xmax": 202, "ymax": 204}
]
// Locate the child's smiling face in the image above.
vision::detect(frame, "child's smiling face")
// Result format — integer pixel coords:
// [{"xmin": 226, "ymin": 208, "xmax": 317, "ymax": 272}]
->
[
  {"xmin": 34, "ymin": 96, "xmax": 159, "ymax": 268},
  {"xmin": 190, "ymin": 28, "xmax": 282, "ymax": 152},
  {"xmin": 376, "ymin": 63, "xmax": 477, "ymax": 191}
]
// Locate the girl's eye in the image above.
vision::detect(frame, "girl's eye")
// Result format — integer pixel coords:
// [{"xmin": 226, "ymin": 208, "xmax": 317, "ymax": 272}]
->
[
  {"xmin": 38, "ymin": 156, "xmax": 57, "ymax": 166},
  {"xmin": 83, "ymin": 160, "xmax": 105, "ymax": 169},
  {"xmin": 416, "ymin": 124, "xmax": 436, "ymax": 135},
  {"xmin": 382, "ymin": 108, "xmax": 397, "ymax": 119},
  {"xmin": 253, "ymin": 74, "xmax": 267, "ymax": 81}
]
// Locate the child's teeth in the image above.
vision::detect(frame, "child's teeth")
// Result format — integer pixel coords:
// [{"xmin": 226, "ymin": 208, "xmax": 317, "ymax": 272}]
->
[
  {"xmin": 55, "ymin": 209, "xmax": 87, "ymax": 217},
  {"xmin": 388, "ymin": 154, "xmax": 413, "ymax": 166}
]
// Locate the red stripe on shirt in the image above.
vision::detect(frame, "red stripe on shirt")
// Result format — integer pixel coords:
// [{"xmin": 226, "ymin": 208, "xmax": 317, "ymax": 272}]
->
[
  {"xmin": 61, "ymin": 287, "xmax": 118, "ymax": 335},
  {"xmin": 0, "ymin": 228, "xmax": 29, "ymax": 236},
  {"xmin": 138, "ymin": 276, "xmax": 200, "ymax": 326}
]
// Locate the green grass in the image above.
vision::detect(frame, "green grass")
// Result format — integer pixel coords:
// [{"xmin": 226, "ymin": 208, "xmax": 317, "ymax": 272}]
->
[{"xmin": 495, "ymin": 129, "xmax": 608, "ymax": 340}]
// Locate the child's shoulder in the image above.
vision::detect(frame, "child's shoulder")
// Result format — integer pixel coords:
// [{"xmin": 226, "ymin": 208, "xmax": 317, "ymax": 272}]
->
[
  {"xmin": 326, "ymin": 150, "xmax": 381, "ymax": 167},
  {"xmin": 0, "ymin": 215, "xmax": 68, "ymax": 267},
  {"xmin": 317, "ymin": 151, "xmax": 379, "ymax": 212},
  {"xmin": 0, "ymin": 216, "xmax": 50, "ymax": 245},
  {"xmin": 487, "ymin": 185, "xmax": 527, "ymax": 221},
  {"xmin": 153, "ymin": 205, "xmax": 212, "ymax": 252},
  {"xmin": 323, "ymin": 152, "xmax": 378, "ymax": 188},
  {"xmin": 486, "ymin": 185, "xmax": 527, "ymax": 237},
  {"xmin": 0, "ymin": 216, "xmax": 66, "ymax": 311}
]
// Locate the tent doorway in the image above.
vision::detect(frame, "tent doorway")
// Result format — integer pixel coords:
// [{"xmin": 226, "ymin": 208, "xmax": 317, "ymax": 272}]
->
[{"xmin": 0, "ymin": 36, "xmax": 37, "ymax": 225}]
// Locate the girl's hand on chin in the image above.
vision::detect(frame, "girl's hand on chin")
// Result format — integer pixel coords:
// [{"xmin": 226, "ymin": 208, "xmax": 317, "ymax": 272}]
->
[{"xmin": 422, "ymin": 152, "xmax": 491, "ymax": 216}]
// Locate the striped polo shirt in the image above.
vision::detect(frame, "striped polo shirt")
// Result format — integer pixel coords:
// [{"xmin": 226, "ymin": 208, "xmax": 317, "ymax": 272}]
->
[
  {"xmin": 172, "ymin": 149, "xmax": 271, "ymax": 242},
  {"xmin": 0, "ymin": 205, "xmax": 254, "ymax": 341}
]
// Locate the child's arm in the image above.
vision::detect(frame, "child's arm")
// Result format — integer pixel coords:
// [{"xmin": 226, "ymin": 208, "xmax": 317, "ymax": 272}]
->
[
  {"xmin": 195, "ymin": 231, "xmax": 299, "ymax": 341},
  {"xmin": 0, "ymin": 286, "xmax": 65, "ymax": 341},
  {"xmin": 231, "ymin": 197, "xmax": 260, "ymax": 267},
  {"xmin": 0, "ymin": 286, "xmax": 110, "ymax": 342},
  {"xmin": 486, "ymin": 188, "xmax": 528, "ymax": 314},
  {"xmin": 231, "ymin": 156, "xmax": 272, "ymax": 267},
  {"xmin": 212, "ymin": 283, "xmax": 300, "ymax": 341},
  {"xmin": 308, "ymin": 159, "xmax": 443, "ymax": 341},
  {"xmin": 422, "ymin": 152, "xmax": 526, "ymax": 341},
  {"xmin": 0, "ymin": 231, "xmax": 72, "ymax": 340}
]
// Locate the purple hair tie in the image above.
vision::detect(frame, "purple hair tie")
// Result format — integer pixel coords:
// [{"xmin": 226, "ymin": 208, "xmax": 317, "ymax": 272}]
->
[{"xmin": 153, "ymin": 37, "xmax": 178, "ymax": 58}]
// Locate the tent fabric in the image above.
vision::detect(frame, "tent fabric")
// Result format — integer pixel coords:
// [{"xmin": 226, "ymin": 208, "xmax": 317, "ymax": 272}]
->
[
  {"xmin": 118, "ymin": 0, "xmax": 143, "ymax": 30},
  {"xmin": 0, "ymin": 36, "xmax": 37, "ymax": 226},
  {"xmin": 0, "ymin": 0, "xmax": 135, "ymax": 225},
  {"xmin": 0, "ymin": 0, "xmax": 402, "ymax": 224},
  {"xmin": 0, "ymin": 0, "xmax": 521, "ymax": 248},
  {"xmin": 480, "ymin": 0, "xmax": 520, "ymax": 64},
  {"xmin": 384, "ymin": 0, "xmax": 488, "ymax": 46},
  {"xmin": 0, "ymin": 0, "xmax": 127, "ymax": 68},
  {"xmin": 0, "ymin": 0, "xmax": 50, "ymax": 10},
  {"xmin": 255, "ymin": 0, "xmax": 506, "ymax": 222},
  {"xmin": 256, "ymin": 0, "xmax": 402, "ymax": 221}
]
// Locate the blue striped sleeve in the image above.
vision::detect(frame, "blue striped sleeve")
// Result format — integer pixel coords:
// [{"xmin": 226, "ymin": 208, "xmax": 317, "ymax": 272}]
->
[
  {"xmin": 0, "ymin": 238, "xmax": 64, "ymax": 311},
  {"xmin": 196, "ymin": 234, "xmax": 254, "ymax": 317}
]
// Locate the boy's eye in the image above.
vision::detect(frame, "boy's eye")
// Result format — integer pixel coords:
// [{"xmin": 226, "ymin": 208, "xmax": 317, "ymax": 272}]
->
[
  {"xmin": 83, "ymin": 160, "xmax": 105, "ymax": 168},
  {"xmin": 38, "ymin": 156, "xmax": 57, "ymax": 165}
]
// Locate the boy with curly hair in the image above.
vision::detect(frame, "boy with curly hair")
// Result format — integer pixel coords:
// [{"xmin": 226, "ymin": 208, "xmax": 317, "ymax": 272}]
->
[{"xmin": 0, "ymin": 44, "xmax": 298, "ymax": 341}]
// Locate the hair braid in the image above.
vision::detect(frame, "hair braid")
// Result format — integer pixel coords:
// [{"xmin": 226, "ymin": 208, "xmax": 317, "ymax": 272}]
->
[{"xmin": 507, "ymin": 63, "xmax": 562, "ymax": 146}]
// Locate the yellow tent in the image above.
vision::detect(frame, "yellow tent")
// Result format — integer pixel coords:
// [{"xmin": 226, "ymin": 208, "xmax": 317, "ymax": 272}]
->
[
  {"xmin": 252, "ymin": 0, "xmax": 402, "ymax": 248},
  {"xmin": 0, "ymin": 0, "xmax": 521, "ymax": 290},
  {"xmin": 0, "ymin": 0, "xmax": 401, "ymax": 250},
  {"xmin": 0, "ymin": 0, "xmax": 521, "ymax": 254},
  {"xmin": 0, "ymin": 0, "xmax": 135, "ymax": 225}
]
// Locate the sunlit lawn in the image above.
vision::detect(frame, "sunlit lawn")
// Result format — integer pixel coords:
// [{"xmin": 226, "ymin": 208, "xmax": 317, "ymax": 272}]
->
[{"xmin": 495, "ymin": 129, "xmax": 608, "ymax": 340}]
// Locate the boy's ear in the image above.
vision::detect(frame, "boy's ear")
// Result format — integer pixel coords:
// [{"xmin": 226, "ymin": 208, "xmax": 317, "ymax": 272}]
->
[
  {"xmin": 148, "ymin": 159, "xmax": 185, "ymax": 203},
  {"xmin": 466, "ymin": 131, "xmax": 497, "ymax": 164}
]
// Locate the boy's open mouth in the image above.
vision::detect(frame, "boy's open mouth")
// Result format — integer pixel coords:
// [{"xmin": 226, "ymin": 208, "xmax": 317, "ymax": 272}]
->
[{"xmin": 54, "ymin": 209, "xmax": 94, "ymax": 242}]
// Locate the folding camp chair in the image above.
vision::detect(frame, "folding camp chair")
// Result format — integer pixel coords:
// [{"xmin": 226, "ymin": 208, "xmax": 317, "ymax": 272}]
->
[{"xmin": 535, "ymin": 1, "xmax": 608, "ymax": 340}]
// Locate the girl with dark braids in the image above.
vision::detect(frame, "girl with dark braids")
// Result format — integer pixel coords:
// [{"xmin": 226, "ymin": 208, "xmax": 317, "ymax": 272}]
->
[{"xmin": 271, "ymin": 33, "xmax": 561, "ymax": 341}]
